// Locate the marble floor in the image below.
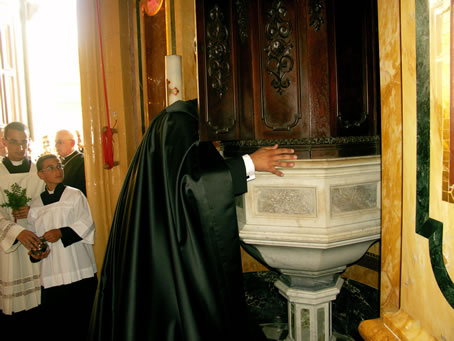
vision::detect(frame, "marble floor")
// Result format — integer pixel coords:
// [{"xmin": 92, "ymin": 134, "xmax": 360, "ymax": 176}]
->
[
  {"xmin": 261, "ymin": 323, "xmax": 357, "ymax": 341},
  {"xmin": 244, "ymin": 271, "xmax": 380, "ymax": 341},
  {"xmin": 261, "ymin": 321, "xmax": 289, "ymax": 340}
]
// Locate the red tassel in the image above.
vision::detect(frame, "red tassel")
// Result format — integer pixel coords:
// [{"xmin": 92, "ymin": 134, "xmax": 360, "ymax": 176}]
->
[
  {"xmin": 97, "ymin": 0, "xmax": 117, "ymax": 170},
  {"xmin": 102, "ymin": 127, "xmax": 114, "ymax": 169}
]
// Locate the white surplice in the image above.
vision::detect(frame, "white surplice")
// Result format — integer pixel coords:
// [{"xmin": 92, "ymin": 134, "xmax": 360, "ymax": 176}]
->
[
  {"xmin": 27, "ymin": 186, "xmax": 97, "ymax": 289},
  {"xmin": 0, "ymin": 162, "xmax": 45, "ymax": 314}
]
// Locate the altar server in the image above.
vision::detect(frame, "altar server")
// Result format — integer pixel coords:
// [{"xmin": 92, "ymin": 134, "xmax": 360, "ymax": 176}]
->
[{"xmin": 28, "ymin": 153, "xmax": 97, "ymax": 341}]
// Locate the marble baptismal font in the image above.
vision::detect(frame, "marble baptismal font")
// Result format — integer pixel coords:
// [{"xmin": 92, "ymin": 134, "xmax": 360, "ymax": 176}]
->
[{"xmin": 237, "ymin": 156, "xmax": 381, "ymax": 341}]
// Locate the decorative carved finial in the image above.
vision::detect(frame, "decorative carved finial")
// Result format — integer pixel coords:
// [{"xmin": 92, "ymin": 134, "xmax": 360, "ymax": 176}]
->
[
  {"xmin": 206, "ymin": 5, "xmax": 231, "ymax": 99},
  {"xmin": 309, "ymin": 0, "xmax": 324, "ymax": 32},
  {"xmin": 235, "ymin": 0, "xmax": 248, "ymax": 43},
  {"xmin": 264, "ymin": 0, "xmax": 294, "ymax": 95},
  {"xmin": 337, "ymin": 111, "xmax": 369, "ymax": 129}
]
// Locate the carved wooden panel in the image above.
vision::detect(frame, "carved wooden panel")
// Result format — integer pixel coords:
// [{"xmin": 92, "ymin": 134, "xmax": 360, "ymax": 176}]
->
[
  {"xmin": 196, "ymin": 0, "xmax": 381, "ymax": 147},
  {"xmin": 332, "ymin": 0, "xmax": 380, "ymax": 137},
  {"xmin": 255, "ymin": 0, "xmax": 308, "ymax": 138},
  {"xmin": 197, "ymin": 0, "xmax": 238, "ymax": 140},
  {"xmin": 305, "ymin": 0, "xmax": 330, "ymax": 138},
  {"xmin": 234, "ymin": 0, "xmax": 255, "ymax": 140}
]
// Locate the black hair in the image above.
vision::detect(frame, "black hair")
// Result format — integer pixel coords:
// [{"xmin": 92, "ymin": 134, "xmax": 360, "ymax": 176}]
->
[
  {"xmin": 36, "ymin": 154, "xmax": 59, "ymax": 171},
  {"xmin": 4, "ymin": 122, "xmax": 28, "ymax": 139}
]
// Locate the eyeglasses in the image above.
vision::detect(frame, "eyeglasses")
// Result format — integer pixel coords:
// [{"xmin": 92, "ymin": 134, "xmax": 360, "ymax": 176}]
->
[
  {"xmin": 41, "ymin": 164, "xmax": 64, "ymax": 172},
  {"xmin": 5, "ymin": 139, "xmax": 28, "ymax": 146}
]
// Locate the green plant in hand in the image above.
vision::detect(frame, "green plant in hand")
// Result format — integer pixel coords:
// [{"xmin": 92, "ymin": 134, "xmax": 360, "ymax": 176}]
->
[{"xmin": 1, "ymin": 183, "xmax": 32, "ymax": 211}]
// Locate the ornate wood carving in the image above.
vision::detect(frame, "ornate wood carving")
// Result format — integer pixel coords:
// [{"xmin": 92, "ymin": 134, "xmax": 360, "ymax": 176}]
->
[
  {"xmin": 207, "ymin": 118, "xmax": 236, "ymax": 134},
  {"xmin": 235, "ymin": 0, "xmax": 248, "ymax": 43},
  {"xmin": 196, "ymin": 0, "xmax": 380, "ymax": 145},
  {"xmin": 264, "ymin": 0, "xmax": 294, "ymax": 95},
  {"xmin": 207, "ymin": 4, "xmax": 230, "ymax": 98},
  {"xmin": 337, "ymin": 111, "xmax": 369, "ymax": 129},
  {"xmin": 224, "ymin": 135, "xmax": 380, "ymax": 147},
  {"xmin": 309, "ymin": 0, "xmax": 324, "ymax": 32}
]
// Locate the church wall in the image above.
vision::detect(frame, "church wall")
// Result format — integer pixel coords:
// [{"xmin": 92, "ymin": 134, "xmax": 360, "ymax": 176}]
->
[
  {"xmin": 77, "ymin": 0, "xmax": 144, "ymax": 270},
  {"xmin": 399, "ymin": 0, "xmax": 454, "ymax": 338},
  {"xmin": 376, "ymin": 0, "xmax": 403, "ymax": 313},
  {"xmin": 389, "ymin": 0, "xmax": 454, "ymax": 338},
  {"xmin": 361, "ymin": 0, "xmax": 454, "ymax": 339}
]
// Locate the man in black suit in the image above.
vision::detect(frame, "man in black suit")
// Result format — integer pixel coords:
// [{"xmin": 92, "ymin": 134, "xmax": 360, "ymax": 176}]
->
[{"xmin": 55, "ymin": 129, "xmax": 86, "ymax": 196}]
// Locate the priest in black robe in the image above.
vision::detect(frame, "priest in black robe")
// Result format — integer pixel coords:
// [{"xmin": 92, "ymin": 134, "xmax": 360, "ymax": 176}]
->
[{"xmin": 89, "ymin": 100, "xmax": 296, "ymax": 340}]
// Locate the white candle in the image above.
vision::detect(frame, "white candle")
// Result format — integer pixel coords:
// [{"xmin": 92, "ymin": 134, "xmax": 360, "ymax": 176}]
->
[{"xmin": 165, "ymin": 55, "xmax": 183, "ymax": 105}]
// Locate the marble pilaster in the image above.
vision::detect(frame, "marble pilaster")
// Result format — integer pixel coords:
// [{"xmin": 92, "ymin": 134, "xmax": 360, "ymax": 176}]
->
[
  {"xmin": 361, "ymin": 0, "xmax": 454, "ymax": 339},
  {"xmin": 77, "ymin": 0, "xmax": 143, "ymax": 269},
  {"xmin": 376, "ymin": 0, "xmax": 403, "ymax": 315}
]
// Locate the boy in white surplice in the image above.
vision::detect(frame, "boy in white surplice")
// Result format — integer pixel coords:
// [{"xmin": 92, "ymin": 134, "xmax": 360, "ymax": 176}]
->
[{"xmin": 27, "ymin": 154, "xmax": 97, "ymax": 341}]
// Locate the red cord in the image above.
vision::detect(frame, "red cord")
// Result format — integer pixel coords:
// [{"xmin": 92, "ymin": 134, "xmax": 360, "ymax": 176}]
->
[{"xmin": 95, "ymin": 0, "xmax": 114, "ymax": 169}]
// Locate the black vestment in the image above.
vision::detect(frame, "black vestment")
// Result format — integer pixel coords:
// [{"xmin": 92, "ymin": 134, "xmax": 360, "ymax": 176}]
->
[
  {"xmin": 89, "ymin": 100, "xmax": 265, "ymax": 340},
  {"xmin": 61, "ymin": 150, "xmax": 86, "ymax": 196}
]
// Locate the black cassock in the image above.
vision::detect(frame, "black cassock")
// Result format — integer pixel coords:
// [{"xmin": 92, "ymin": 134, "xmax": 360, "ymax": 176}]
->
[
  {"xmin": 89, "ymin": 100, "xmax": 266, "ymax": 340},
  {"xmin": 61, "ymin": 150, "xmax": 86, "ymax": 196}
]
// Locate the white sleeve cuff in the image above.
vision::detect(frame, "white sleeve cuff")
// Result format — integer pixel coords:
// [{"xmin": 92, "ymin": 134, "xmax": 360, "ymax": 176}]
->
[{"xmin": 242, "ymin": 154, "xmax": 256, "ymax": 181}]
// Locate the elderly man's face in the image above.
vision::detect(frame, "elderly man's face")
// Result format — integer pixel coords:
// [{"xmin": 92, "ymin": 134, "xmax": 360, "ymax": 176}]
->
[{"xmin": 55, "ymin": 132, "xmax": 75, "ymax": 158}]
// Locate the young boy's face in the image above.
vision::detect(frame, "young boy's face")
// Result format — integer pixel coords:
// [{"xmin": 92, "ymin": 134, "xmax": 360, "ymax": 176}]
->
[{"xmin": 38, "ymin": 158, "xmax": 64, "ymax": 188}]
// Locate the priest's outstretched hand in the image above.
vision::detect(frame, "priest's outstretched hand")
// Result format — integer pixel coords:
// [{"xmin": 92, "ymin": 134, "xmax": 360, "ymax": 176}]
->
[{"xmin": 250, "ymin": 144, "xmax": 297, "ymax": 177}]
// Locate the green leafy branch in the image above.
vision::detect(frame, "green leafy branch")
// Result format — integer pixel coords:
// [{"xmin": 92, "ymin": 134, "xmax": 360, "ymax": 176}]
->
[{"xmin": 1, "ymin": 183, "xmax": 32, "ymax": 211}]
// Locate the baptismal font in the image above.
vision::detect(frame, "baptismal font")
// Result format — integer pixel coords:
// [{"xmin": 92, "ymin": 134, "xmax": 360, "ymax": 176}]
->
[{"xmin": 236, "ymin": 156, "xmax": 381, "ymax": 340}]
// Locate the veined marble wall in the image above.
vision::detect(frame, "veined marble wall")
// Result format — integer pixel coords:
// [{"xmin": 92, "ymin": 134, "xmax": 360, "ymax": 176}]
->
[
  {"xmin": 77, "ymin": 0, "xmax": 144, "ymax": 269},
  {"xmin": 362, "ymin": 0, "xmax": 454, "ymax": 339},
  {"xmin": 377, "ymin": 0, "xmax": 403, "ymax": 315},
  {"xmin": 404, "ymin": 0, "xmax": 454, "ymax": 336}
]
